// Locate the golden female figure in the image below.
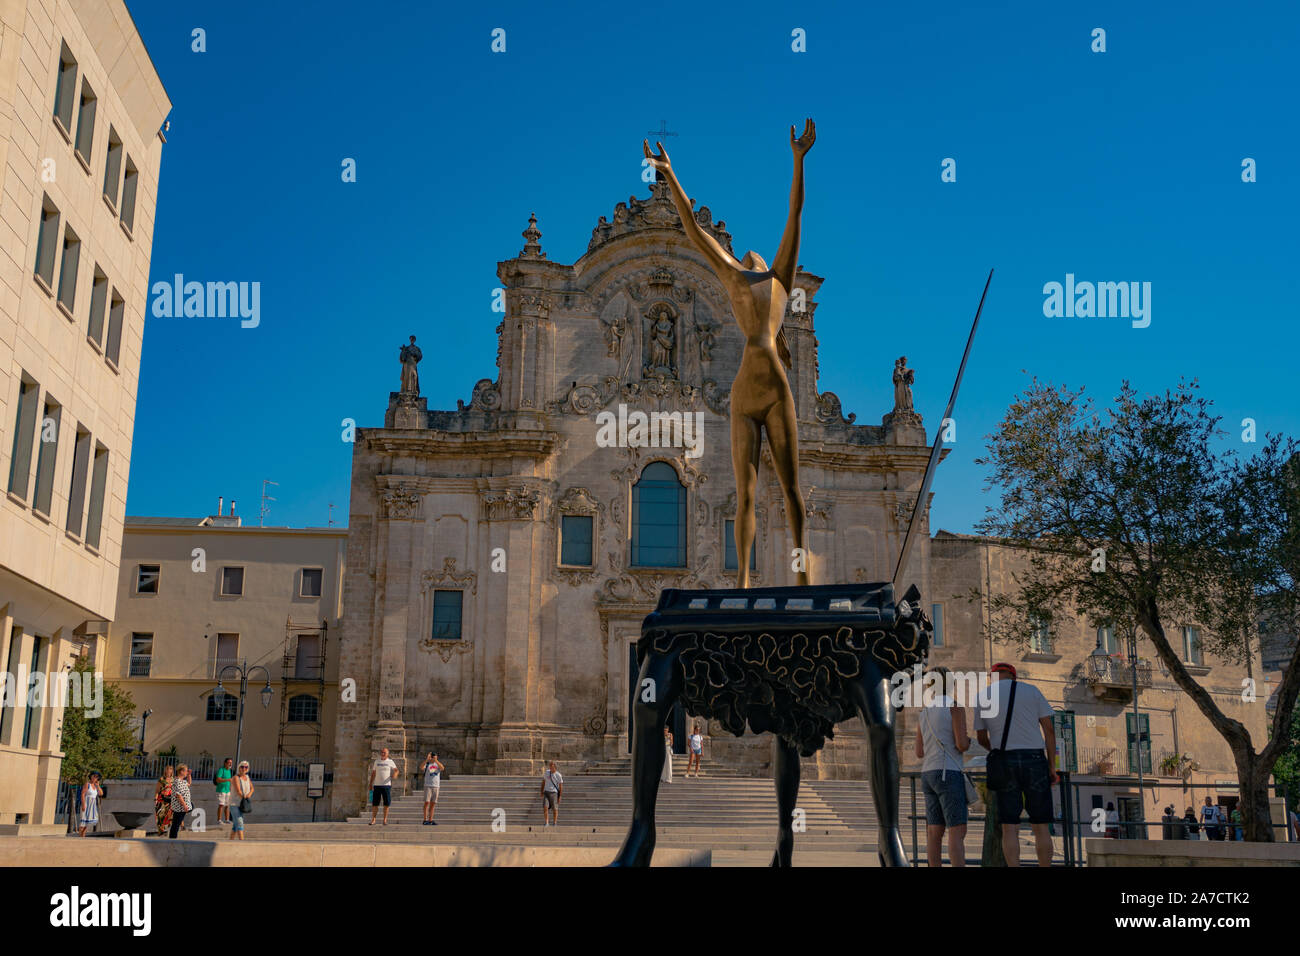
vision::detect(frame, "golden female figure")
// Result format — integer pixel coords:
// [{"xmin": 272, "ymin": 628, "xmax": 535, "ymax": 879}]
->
[{"xmin": 643, "ymin": 120, "xmax": 815, "ymax": 587}]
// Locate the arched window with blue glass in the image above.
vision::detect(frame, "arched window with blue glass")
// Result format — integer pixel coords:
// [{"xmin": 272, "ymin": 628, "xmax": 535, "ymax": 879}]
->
[{"xmin": 631, "ymin": 461, "xmax": 686, "ymax": 567}]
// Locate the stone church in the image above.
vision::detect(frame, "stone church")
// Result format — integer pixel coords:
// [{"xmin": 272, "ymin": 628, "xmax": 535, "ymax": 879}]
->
[{"xmin": 331, "ymin": 180, "xmax": 936, "ymax": 812}]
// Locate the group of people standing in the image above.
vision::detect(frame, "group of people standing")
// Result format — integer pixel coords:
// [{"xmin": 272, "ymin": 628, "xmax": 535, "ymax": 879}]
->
[
  {"xmin": 151, "ymin": 758, "xmax": 254, "ymax": 839},
  {"xmin": 915, "ymin": 662, "xmax": 1060, "ymax": 867}
]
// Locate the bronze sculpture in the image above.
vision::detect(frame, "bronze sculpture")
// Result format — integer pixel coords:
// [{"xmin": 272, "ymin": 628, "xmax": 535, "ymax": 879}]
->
[{"xmin": 643, "ymin": 120, "xmax": 815, "ymax": 588}]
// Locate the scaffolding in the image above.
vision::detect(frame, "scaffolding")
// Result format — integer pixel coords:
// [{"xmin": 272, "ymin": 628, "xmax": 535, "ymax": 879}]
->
[{"xmin": 277, "ymin": 618, "xmax": 328, "ymax": 777}]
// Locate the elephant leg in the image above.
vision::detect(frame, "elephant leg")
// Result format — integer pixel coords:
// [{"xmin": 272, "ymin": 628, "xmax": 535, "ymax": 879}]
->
[
  {"xmin": 610, "ymin": 647, "xmax": 682, "ymax": 867},
  {"xmin": 770, "ymin": 736, "xmax": 801, "ymax": 867},
  {"xmin": 849, "ymin": 658, "xmax": 909, "ymax": 867}
]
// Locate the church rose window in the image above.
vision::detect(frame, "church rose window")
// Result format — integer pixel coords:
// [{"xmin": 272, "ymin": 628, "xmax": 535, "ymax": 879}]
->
[
  {"xmin": 631, "ymin": 462, "xmax": 686, "ymax": 568},
  {"xmin": 560, "ymin": 515, "xmax": 594, "ymax": 567},
  {"xmin": 432, "ymin": 590, "xmax": 463, "ymax": 640}
]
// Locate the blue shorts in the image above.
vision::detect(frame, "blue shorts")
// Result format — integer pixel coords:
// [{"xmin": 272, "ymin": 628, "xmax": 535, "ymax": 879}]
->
[
  {"xmin": 230, "ymin": 805, "xmax": 245, "ymax": 831},
  {"xmin": 922, "ymin": 769, "xmax": 968, "ymax": 826},
  {"xmin": 993, "ymin": 749, "xmax": 1054, "ymax": 824}
]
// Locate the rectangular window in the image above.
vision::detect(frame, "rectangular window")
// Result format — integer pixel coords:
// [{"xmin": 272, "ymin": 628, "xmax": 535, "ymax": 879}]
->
[
  {"xmin": 32, "ymin": 399, "xmax": 60, "ymax": 516},
  {"xmin": 560, "ymin": 515, "xmax": 594, "ymax": 567},
  {"xmin": 1029, "ymin": 616, "xmax": 1053, "ymax": 655},
  {"xmin": 73, "ymin": 80, "xmax": 96, "ymax": 164},
  {"xmin": 1126, "ymin": 712, "xmax": 1152, "ymax": 774},
  {"xmin": 84, "ymin": 442, "xmax": 108, "ymax": 548},
  {"xmin": 129, "ymin": 633, "xmax": 153, "ymax": 677},
  {"xmin": 0, "ymin": 628, "xmax": 24, "ymax": 743},
  {"xmin": 120, "ymin": 157, "xmax": 138, "ymax": 234},
  {"xmin": 64, "ymin": 424, "xmax": 90, "ymax": 535},
  {"xmin": 105, "ymin": 290, "xmax": 124, "ymax": 366},
  {"xmin": 432, "ymin": 590, "xmax": 463, "ymax": 640},
  {"xmin": 722, "ymin": 519, "xmax": 756, "ymax": 572},
  {"xmin": 206, "ymin": 694, "xmax": 237, "ymax": 721},
  {"xmin": 7, "ymin": 376, "xmax": 40, "ymax": 498},
  {"xmin": 34, "ymin": 198, "xmax": 60, "ymax": 289},
  {"xmin": 294, "ymin": 634, "xmax": 321, "ymax": 679},
  {"xmin": 86, "ymin": 267, "xmax": 108, "ymax": 347},
  {"xmin": 136, "ymin": 564, "xmax": 160, "ymax": 594},
  {"xmin": 300, "ymin": 568, "xmax": 323, "ymax": 598},
  {"xmin": 215, "ymin": 633, "xmax": 239, "ymax": 674},
  {"xmin": 1098, "ymin": 625, "xmax": 1118, "ymax": 654},
  {"xmin": 931, "ymin": 603, "xmax": 944, "ymax": 648},
  {"xmin": 21, "ymin": 636, "xmax": 48, "ymax": 748},
  {"xmin": 103, "ymin": 126, "xmax": 122, "ymax": 209},
  {"xmin": 221, "ymin": 566, "xmax": 244, "ymax": 596},
  {"xmin": 56, "ymin": 225, "xmax": 80, "ymax": 315},
  {"xmin": 1183, "ymin": 626, "xmax": 1203, "ymax": 665},
  {"xmin": 52, "ymin": 43, "xmax": 77, "ymax": 135}
]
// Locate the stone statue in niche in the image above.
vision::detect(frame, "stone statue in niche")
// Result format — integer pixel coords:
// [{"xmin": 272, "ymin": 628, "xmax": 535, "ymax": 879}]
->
[
  {"xmin": 643, "ymin": 305, "xmax": 677, "ymax": 378},
  {"xmin": 399, "ymin": 335, "xmax": 422, "ymax": 396},
  {"xmin": 892, "ymin": 356, "xmax": 914, "ymax": 413}
]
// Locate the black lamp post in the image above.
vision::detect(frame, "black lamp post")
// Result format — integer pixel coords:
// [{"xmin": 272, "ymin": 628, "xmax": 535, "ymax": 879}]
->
[
  {"xmin": 213, "ymin": 663, "xmax": 273, "ymax": 772},
  {"xmin": 138, "ymin": 708, "xmax": 152, "ymax": 759}
]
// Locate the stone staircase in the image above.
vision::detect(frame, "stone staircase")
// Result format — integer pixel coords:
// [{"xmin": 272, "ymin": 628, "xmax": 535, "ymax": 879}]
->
[
  {"xmin": 233, "ymin": 773, "xmax": 1056, "ymax": 864},
  {"xmin": 581, "ymin": 753, "xmax": 749, "ymax": 777}
]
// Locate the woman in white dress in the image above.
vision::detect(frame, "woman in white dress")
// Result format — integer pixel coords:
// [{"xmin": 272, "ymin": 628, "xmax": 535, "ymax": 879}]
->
[
  {"xmin": 77, "ymin": 771, "xmax": 102, "ymax": 837},
  {"xmin": 661, "ymin": 728, "xmax": 673, "ymax": 783}
]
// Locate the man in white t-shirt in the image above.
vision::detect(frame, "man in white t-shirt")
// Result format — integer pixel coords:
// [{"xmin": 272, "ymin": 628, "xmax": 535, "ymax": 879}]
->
[
  {"xmin": 541, "ymin": 761, "xmax": 563, "ymax": 826},
  {"xmin": 973, "ymin": 662, "xmax": 1058, "ymax": 866},
  {"xmin": 420, "ymin": 752, "xmax": 444, "ymax": 826},
  {"xmin": 368, "ymin": 747, "xmax": 400, "ymax": 826}
]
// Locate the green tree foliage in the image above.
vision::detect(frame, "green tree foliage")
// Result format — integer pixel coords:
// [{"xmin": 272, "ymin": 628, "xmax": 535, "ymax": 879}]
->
[
  {"xmin": 976, "ymin": 379, "xmax": 1299, "ymax": 841},
  {"xmin": 60, "ymin": 655, "xmax": 138, "ymax": 783}
]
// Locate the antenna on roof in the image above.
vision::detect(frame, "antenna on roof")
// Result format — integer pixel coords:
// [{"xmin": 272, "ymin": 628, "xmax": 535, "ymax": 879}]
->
[
  {"xmin": 260, "ymin": 479, "xmax": 278, "ymax": 528},
  {"xmin": 328, "ymin": 503, "xmax": 336, "ymax": 527}
]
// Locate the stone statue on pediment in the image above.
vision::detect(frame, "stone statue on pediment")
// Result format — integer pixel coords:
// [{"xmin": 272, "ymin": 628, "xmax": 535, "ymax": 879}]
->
[{"xmin": 399, "ymin": 336, "xmax": 422, "ymax": 395}]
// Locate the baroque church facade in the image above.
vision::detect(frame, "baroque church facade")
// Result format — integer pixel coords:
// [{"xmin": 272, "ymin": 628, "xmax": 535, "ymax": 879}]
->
[{"xmin": 331, "ymin": 181, "xmax": 936, "ymax": 812}]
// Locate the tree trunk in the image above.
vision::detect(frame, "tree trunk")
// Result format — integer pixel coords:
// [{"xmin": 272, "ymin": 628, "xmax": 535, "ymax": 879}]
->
[
  {"xmin": 981, "ymin": 787, "xmax": 1005, "ymax": 866},
  {"xmin": 1234, "ymin": 750, "xmax": 1277, "ymax": 842},
  {"xmin": 1139, "ymin": 601, "xmax": 1275, "ymax": 841}
]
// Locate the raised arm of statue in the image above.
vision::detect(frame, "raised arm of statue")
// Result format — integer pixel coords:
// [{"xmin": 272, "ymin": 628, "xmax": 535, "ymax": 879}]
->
[
  {"xmin": 772, "ymin": 119, "xmax": 814, "ymax": 293},
  {"xmin": 643, "ymin": 140, "xmax": 741, "ymax": 279}
]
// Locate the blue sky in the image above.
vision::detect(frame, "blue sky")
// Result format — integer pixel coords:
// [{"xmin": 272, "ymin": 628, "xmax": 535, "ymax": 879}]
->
[{"xmin": 123, "ymin": 0, "xmax": 1298, "ymax": 533}]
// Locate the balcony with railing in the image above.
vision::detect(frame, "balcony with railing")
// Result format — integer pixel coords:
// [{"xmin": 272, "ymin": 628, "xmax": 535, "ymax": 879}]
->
[
  {"xmin": 1086, "ymin": 654, "xmax": 1153, "ymax": 701},
  {"xmin": 128, "ymin": 655, "xmax": 152, "ymax": 677}
]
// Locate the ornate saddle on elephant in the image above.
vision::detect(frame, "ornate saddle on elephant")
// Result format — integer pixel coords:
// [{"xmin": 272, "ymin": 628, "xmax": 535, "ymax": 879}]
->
[{"xmin": 639, "ymin": 582, "xmax": 931, "ymax": 756}]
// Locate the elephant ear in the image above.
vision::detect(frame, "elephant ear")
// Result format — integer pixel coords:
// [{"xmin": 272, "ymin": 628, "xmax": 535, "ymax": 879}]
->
[{"xmin": 777, "ymin": 326, "xmax": 792, "ymax": 370}]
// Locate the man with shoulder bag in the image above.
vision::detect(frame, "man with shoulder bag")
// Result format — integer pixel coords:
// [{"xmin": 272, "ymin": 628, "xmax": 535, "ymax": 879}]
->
[{"xmin": 974, "ymin": 663, "xmax": 1059, "ymax": 866}]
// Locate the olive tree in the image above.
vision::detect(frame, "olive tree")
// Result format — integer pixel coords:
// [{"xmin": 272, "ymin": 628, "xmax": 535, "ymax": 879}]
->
[{"xmin": 976, "ymin": 379, "xmax": 1298, "ymax": 841}]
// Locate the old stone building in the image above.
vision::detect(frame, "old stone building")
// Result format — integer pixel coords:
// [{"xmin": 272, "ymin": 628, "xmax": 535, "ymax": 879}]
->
[{"xmin": 331, "ymin": 181, "xmax": 939, "ymax": 814}]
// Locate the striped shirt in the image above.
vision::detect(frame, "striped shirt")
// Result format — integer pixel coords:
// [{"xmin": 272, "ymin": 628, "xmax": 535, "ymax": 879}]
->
[{"xmin": 170, "ymin": 777, "xmax": 192, "ymax": 813}]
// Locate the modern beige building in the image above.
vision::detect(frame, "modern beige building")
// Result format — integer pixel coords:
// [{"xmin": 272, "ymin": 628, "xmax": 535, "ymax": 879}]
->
[
  {"xmin": 0, "ymin": 0, "xmax": 168, "ymax": 825},
  {"xmin": 930, "ymin": 531, "xmax": 1274, "ymax": 833},
  {"xmin": 102, "ymin": 513, "xmax": 345, "ymax": 774},
  {"xmin": 332, "ymin": 180, "xmax": 940, "ymax": 815}
]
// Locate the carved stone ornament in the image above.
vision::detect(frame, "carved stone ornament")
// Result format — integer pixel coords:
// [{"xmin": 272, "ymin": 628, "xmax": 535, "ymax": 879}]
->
[
  {"xmin": 381, "ymin": 490, "xmax": 422, "ymax": 520},
  {"xmin": 814, "ymin": 390, "xmax": 857, "ymax": 425},
  {"xmin": 481, "ymin": 486, "xmax": 541, "ymax": 521},
  {"xmin": 702, "ymin": 379, "xmax": 730, "ymax": 416},
  {"xmin": 582, "ymin": 675, "xmax": 609, "ymax": 737},
  {"xmin": 587, "ymin": 181, "xmax": 734, "ymax": 255},
  {"xmin": 457, "ymin": 378, "xmax": 502, "ymax": 413},
  {"xmin": 548, "ymin": 376, "xmax": 620, "ymax": 416}
]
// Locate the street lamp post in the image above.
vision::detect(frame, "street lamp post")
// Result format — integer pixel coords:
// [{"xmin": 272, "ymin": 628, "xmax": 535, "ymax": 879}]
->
[
  {"xmin": 1127, "ymin": 623, "xmax": 1147, "ymax": 837},
  {"xmin": 139, "ymin": 708, "xmax": 152, "ymax": 754},
  {"xmin": 213, "ymin": 663, "xmax": 273, "ymax": 772}
]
